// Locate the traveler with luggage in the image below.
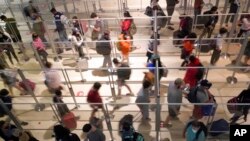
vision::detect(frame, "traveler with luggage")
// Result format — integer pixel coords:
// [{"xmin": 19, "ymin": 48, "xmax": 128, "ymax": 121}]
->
[
  {"xmin": 199, "ymin": 6, "xmax": 219, "ymax": 38},
  {"xmin": 96, "ymin": 31, "xmax": 112, "ymax": 68},
  {"xmin": 50, "ymin": 8, "xmax": 70, "ymax": 50},
  {"xmin": 69, "ymin": 28, "xmax": 85, "ymax": 59},
  {"xmin": 82, "ymin": 123, "xmax": 106, "ymax": 141},
  {"xmin": 113, "ymin": 58, "xmax": 133, "ymax": 98},
  {"xmin": 183, "ymin": 120, "xmax": 207, "ymax": 141},
  {"xmin": 210, "ymin": 28, "xmax": 228, "ymax": 65},
  {"xmin": 135, "ymin": 80, "xmax": 152, "ymax": 121}
]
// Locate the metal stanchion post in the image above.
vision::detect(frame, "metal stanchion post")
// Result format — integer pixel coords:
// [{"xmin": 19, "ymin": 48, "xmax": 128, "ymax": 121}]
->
[
  {"xmin": 61, "ymin": 69, "xmax": 79, "ymax": 108},
  {"xmin": 152, "ymin": 6, "xmax": 161, "ymax": 141},
  {"xmin": 226, "ymin": 31, "xmax": 250, "ymax": 84},
  {"xmin": 17, "ymin": 69, "xmax": 45, "ymax": 111},
  {"xmin": 221, "ymin": 4, "xmax": 241, "ymax": 59},
  {"xmin": 0, "ymin": 99, "xmax": 23, "ymax": 130},
  {"xmin": 104, "ymin": 103, "xmax": 115, "ymax": 141},
  {"xmin": 184, "ymin": 0, "xmax": 187, "ymax": 14}
]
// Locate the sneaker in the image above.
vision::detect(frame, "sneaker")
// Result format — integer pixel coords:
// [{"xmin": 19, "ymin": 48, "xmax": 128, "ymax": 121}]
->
[{"xmin": 167, "ymin": 26, "xmax": 174, "ymax": 30}]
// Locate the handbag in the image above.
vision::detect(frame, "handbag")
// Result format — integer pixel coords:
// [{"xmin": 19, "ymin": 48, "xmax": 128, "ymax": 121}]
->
[
  {"xmin": 227, "ymin": 97, "xmax": 238, "ymax": 114},
  {"xmin": 144, "ymin": 6, "xmax": 153, "ymax": 17}
]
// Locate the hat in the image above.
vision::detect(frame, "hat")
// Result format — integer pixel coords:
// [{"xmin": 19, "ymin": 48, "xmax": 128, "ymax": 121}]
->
[
  {"xmin": 174, "ymin": 78, "xmax": 184, "ymax": 86},
  {"xmin": 200, "ymin": 79, "xmax": 212, "ymax": 88}
]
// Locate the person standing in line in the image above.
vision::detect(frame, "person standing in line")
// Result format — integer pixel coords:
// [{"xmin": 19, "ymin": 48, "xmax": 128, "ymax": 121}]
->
[
  {"xmin": 23, "ymin": 0, "xmax": 40, "ymax": 21},
  {"xmin": 0, "ymin": 15, "xmax": 29, "ymax": 61},
  {"xmin": 32, "ymin": 14, "xmax": 49, "ymax": 47},
  {"xmin": 53, "ymin": 90, "xmax": 70, "ymax": 119},
  {"xmin": 113, "ymin": 58, "xmax": 133, "ymax": 98},
  {"xmin": 210, "ymin": 28, "xmax": 228, "ymax": 65},
  {"xmin": 135, "ymin": 80, "xmax": 152, "ymax": 121},
  {"xmin": 163, "ymin": 78, "xmax": 185, "ymax": 127},
  {"xmin": 44, "ymin": 62, "xmax": 63, "ymax": 93},
  {"xmin": 237, "ymin": 14, "xmax": 250, "ymax": 38},
  {"xmin": 90, "ymin": 13, "xmax": 104, "ymax": 41},
  {"xmin": 118, "ymin": 32, "xmax": 131, "ymax": 63},
  {"xmin": 194, "ymin": 0, "xmax": 204, "ymax": 23},
  {"xmin": 199, "ymin": 6, "xmax": 219, "ymax": 38},
  {"xmin": 69, "ymin": 28, "xmax": 85, "ymax": 59},
  {"xmin": 225, "ymin": 0, "xmax": 240, "ymax": 27},
  {"xmin": 0, "ymin": 89, "xmax": 28, "ymax": 126},
  {"xmin": 166, "ymin": 0, "xmax": 179, "ymax": 30},
  {"xmin": 82, "ymin": 123, "xmax": 106, "ymax": 141},
  {"xmin": 0, "ymin": 30, "xmax": 19, "ymax": 65},
  {"xmin": 50, "ymin": 8, "xmax": 70, "ymax": 50},
  {"xmin": 32, "ymin": 33, "xmax": 48, "ymax": 64},
  {"xmin": 72, "ymin": 16, "xmax": 85, "ymax": 35}
]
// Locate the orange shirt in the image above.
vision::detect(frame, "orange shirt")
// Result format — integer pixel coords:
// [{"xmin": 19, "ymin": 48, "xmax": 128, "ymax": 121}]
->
[
  {"xmin": 119, "ymin": 34, "xmax": 131, "ymax": 56},
  {"xmin": 183, "ymin": 40, "xmax": 194, "ymax": 55}
]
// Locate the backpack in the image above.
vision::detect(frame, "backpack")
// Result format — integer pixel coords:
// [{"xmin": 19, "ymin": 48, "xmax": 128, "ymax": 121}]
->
[
  {"xmin": 117, "ymin": 63, "xmax": 131, "ymax": 80},
  {"xmin": 187, "ymin": 121, "xmax": 208, "ymax": 140},
  {"xmin": 122, "ymin": 121, "xmax": 135, "ymax": 141},
  {"xmin": 96, "ymin": 37, "xmax": 111, "ymax": 55},
  {"xmin": 195, "ymin": 63, "xmax": 205, "ymax": 80},
  {"xmin": 129, "ymin": 21, "xmax": 137, "ymax": 35},
  {"xmin": 187, "ymin": 87, "xmax": 199, "ymax": 103}
]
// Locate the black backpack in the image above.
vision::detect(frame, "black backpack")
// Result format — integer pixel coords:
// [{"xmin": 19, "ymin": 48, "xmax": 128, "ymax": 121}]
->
[
  {"xmin": 96, "ymin": 37, "xmax": 111, "ymax": 55},
  {"xmin": 187, "ymin": 87, "xmax": 199, "ymax": 103},
  {"xmin": 117, "ymin": 63, "xmax": 131, "ymax": 80},
  {"xmin": 195, "ymin": 63, "xmax": 205, "ymax": 80}
]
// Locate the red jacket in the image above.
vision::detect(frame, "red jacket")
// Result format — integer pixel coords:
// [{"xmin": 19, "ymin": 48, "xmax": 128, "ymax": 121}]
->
[
  {"xmin": 121, "ymin": 19, "xmax": 132, "ymax": 32},
  {"xmin": 184, "ymin": 58, "xmax": 201, "ymax": 88},
  {"xmin": 87, "ymin": 89, "xmax": 102, "ymax": 103}
]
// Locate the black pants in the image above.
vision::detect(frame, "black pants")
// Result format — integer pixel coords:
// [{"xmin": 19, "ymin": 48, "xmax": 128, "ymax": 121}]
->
[
  {"xmin": 4, "ymin": 44, "xmax": 19, "ymax": 64},
  {"xmin": 210, "ymin": 49, "xmax": 221, "ymax": 65},
  {"xmin": 75, "ymin": 45, "xmax": 85, "ymax": 58},
  {"xmin": 200, "ymin": 26, "xmax": 215, "ymax": 38},
  {"xmin": 166, "ymin": 0, "xmax": 176, "ymax": 24},
  {"xmin": 225, "ymin": 12, "xmax": 236, "ymax": 24}
]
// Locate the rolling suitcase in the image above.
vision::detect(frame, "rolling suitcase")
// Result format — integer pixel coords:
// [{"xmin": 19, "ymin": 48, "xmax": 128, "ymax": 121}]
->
[
  {"xmin": 209, "ymin": 119, "xmax": 229, "ymax": 136},
  {"xmin": 62, "ymin": 112, "xmax": 77, "ymax": 129},
  {"xmin": 19, "ymin": 79, "xmax": 36, "ymax": 92},
  {"xmin": 198, "ymin": 39, "xmax": 213, "ymax": 53}
]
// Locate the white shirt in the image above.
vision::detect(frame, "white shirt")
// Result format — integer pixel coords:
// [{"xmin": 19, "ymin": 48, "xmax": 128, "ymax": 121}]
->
[
  {"xmin": 71, "ymin": 34, "xmax": 84, "ymax": 47},
  {"xmin": 216, "ymin": 34, "xmax": 223, "ymax": 50},
  {"xmin": 45, "ymin": 69, "xmax": 61, "ymax": 89}
]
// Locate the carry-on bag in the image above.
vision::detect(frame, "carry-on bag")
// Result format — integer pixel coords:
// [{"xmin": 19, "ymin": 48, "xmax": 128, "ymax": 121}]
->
[
  {"xmin": 19, "ymin": 79, "xmax": 36, "ymax": 91},
  {"xmin": 227, "ymin": 97, "xmax": 238, "ymax": 114},
  {"xmin": 62, "ymin": 112, "xmax": 77, "ymax": 129},
  {"xmin": 209, "ymin": 119, "xmax": 229, "ymax": 136}
]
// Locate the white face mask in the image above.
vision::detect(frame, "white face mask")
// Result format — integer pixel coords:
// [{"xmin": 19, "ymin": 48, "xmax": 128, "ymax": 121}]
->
[{"xmin": 192, "ymin": 128, "xmax": 198, "ymax": 133}]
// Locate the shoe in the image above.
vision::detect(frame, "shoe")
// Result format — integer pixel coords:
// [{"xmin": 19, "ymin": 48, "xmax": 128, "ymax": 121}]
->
[
  {"xmin": 21, "ymin": 121, "xmax": 28, "ymax": 126},
  {"xmin": 167, "ymin": 26, "xmax": 174, "ymax": 30}
]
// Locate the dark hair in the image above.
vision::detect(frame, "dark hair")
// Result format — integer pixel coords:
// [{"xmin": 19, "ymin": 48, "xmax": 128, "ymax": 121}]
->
[
  {"xmin": 219, "ymin": 27, "xmax": 228, "ymax": 34},
  {"xmin": 124, "ymin": 11, "xmax": 132, "ymax": 17},
  {"xmin": 143, "ymin": 80, "xmax": 151, "ymax": 89},
  {"xmin": 45, "ymin": 62, "xmax": 52, "ymax": 68},
  {"xmin": 55, "ymin": 90, "xmax": 62, "ymax": 96},
  {"xmin": 72, "ymin": 16, "xmax": 78, "ymax": 19},
  {"xmin": 0, "ymin": 15, "xmax": 7, "ymax": 21},
  {"xmin": 189, "ymin": 55, "xmax": 196, "ymax": 63},
  {"xmin": 50, "ymin": 8, "xmax": 56, "ymax": 13},
  {"xmin": 210, "ymin": 6, "xmax": 218, "ymax": 12},
  {"xmin": 32, "ymin": 33, "xmax": 39, "ymax": 40},
  {"xmin": 82, "ymin": 123, "xmax": 92, "ymax": 133},
  {"xmin": 122, "ymin": 121, "xmax": 131, "ymax": 131},
  {"xmin": 53, "ymin": 125, "xmax": 70, "ymax": 138},
  {"xmin": 90, "ymin": 13, "xmax": 97, "ymax": 18},
  {"xmin": 93, "ymin": 82, "xmax": 101, "ymax": 90},
  {"xmin": 29, "ymin": 0, "xmax": 33, "ymax": 4},
  {"xmin": 113, "ymin": 58, "xmax": 120, "ymax": 64},
  {"xmin": 0, "ymin": 89, "xmax": 9, "ymax": 96}
]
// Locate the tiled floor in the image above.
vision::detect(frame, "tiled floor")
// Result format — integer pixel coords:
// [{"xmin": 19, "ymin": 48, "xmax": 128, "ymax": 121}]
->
[{"xmin": 0, "ymin": 0, "xmax": 250, "ymax": 141}]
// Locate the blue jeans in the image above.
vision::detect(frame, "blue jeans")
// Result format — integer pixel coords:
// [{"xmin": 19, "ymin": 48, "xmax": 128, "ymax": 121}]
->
[{"xmin": 58, "ymin": 29, "xmax": 69, "ymax": 47}]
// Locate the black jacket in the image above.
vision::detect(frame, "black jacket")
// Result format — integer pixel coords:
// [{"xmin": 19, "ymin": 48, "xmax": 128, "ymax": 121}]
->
[{"xmin": 204, "ymin": 11, "xmax": 219, "ymax": 27}]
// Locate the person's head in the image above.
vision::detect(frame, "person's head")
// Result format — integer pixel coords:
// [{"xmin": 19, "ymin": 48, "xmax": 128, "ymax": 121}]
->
[
  {"xmin": 219, "ymin": 27, "xmax": 228, "ymax": 35},
  {"xmin": 82, "ymin": 123, "xmax": 93, "ymax": 133},
  {"xmin": 0, "ymin": 89, "xmax": 9, "ymax": 96},
  {"xmin": 122, "ymin": 121, "xmax": 132, "ymax": 131},
  {"xmin": 143, "ymin": 80, "xmax": 151, "ymax": 89},
  {"xmin": 191, "ymin": 120, "xmax": 201, "ymax": 131},
  {"xmin": 113, "ymin": 58, "xmax": 120, "ymax": 66},
  {"xmin": 93, "ymin": 82, "xmax": 101, "ymax": 91},
  {"xmin": 210, "ymin": 6, "xmax": 218, "ymax": 13},
  {"xmin": 90, "ymin": 12, "xmax": 98, "ymax": 19},
  {"xmin": 174, "ymin": 78, "xmax": 184, "ymax": 89},
  {"xmin": 0, "ymin": 15, "xmax": 7, "ymax": 21},
  {"xmin": 200, "ymin": 79, "xmax": 212, "ymax": 89},
  {"xmin": 103, "ymin": 30, "xmax": 110, "ymax": 40},
  {"xmin": 189, "ymin": 55, "xmax": 196, "ymax": 63},
  {"xmin": 187, "ymin": 32, "xmax": 197, "ymax": 43},
  {"xmin": 55, "ymin": 90, "xmax": 62, "ymax": 97},
  {"xmin": 28, "ymin": 0, "xmax": 33, "ymax": 6},
  {"xmin": 124, "ymin": 11, "xmax": 132, "ymax": 18},
  {"xmin": 50, "ymin": 8, "xmax": 57, "ymax": 14},
  {"xmin": 72, "ymin": 16, "xmax": 78, "ymax": 24},
  {"xmin": 45, "ymin": 61, "xmax": 52, "ymax": 69},
  {"xmin": 53, "ymin": 125, "xmax": 70, "ymax": 138},
  {"xmin": 32, "ymin": 32, "xmax": 39, "ymax": 40},
  {"xmin": 72, "ymin": 28, "xmax": 80, "ymax": 36}
]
